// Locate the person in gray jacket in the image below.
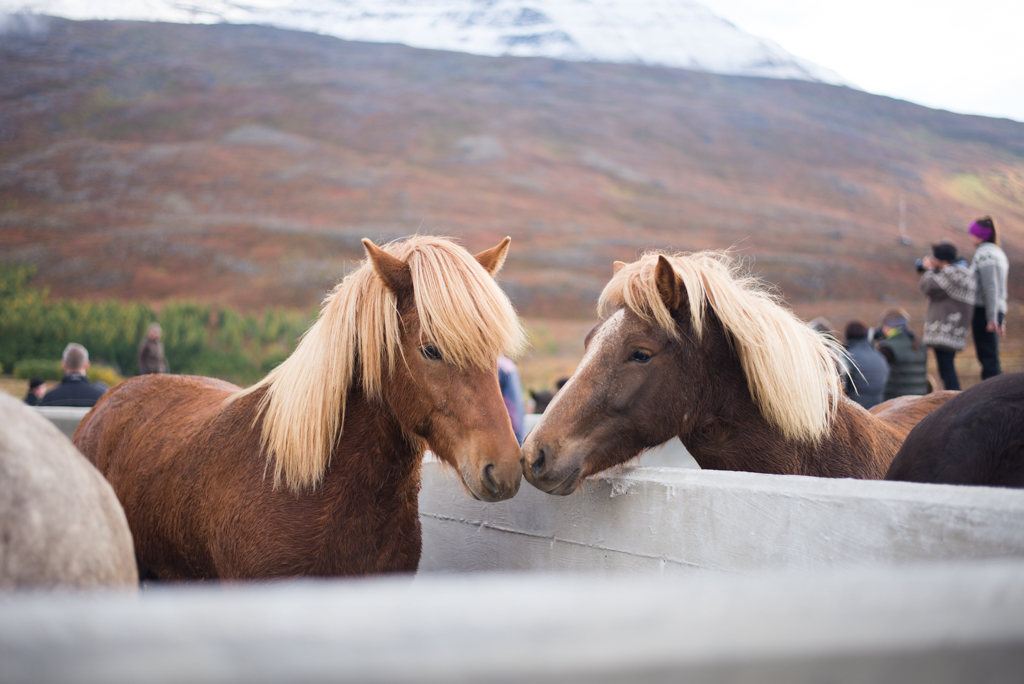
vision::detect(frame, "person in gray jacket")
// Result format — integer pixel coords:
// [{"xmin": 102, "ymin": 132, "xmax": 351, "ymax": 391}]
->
[
  {"xmin": 842, "ymin": 319, "xmax": 889, "ymax": 409},
  {"xmin": 968, "ymin": 216, "xmax": 1009, "ymax": 380},
  {"xmin": 920, "ymin": 240, "xmax": 976, "ymax": 390}
]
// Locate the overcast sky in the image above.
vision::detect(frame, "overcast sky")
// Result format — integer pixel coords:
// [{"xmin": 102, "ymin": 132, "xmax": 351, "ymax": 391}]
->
[{"xmin": 702, "ymin": 0, "xmax": 1024, "ymax": 122}]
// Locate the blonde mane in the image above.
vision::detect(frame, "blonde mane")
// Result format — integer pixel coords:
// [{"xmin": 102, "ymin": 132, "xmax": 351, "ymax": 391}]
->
[
  {"xmin": 598, "ymin": 251, "xmax": 843, "ymax": 443},
  {"xmin": 233, "ymin": 236, "xmax": 525, "ymax": 492}
]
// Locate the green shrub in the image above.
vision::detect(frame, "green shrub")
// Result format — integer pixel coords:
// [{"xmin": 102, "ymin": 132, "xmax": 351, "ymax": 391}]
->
[
  {"xmin": 88, "ymin": 364, "xmax": 124, "ymax": 388},
  {"xmin": 0, "ymin": 264, "xmax": 313, "ymax": 385},
  {"xmin": 13, "ymin": 358, "xmax": 63, "ymax": 381}
]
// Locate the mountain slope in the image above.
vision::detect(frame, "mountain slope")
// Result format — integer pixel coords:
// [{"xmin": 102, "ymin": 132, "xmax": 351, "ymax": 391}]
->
[
  {"xmin": 0, "ymin": 19, "xmax": 1021, "ymax": 315},
  {"xmin": 0, "ymin": 0, "xmax": 845, "ymax": 83}
]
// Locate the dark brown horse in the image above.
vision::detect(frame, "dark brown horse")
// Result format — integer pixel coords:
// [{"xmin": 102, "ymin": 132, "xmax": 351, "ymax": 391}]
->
[
  {"xmin": 75, "ymin": 236, "xmax": 526, "ymax": 579},
  {"xmin": 523, "ymin": 252, "xmax": 954, "ymax": 494},
  {"xmin": 887, "ymin": 372, "xmax": 1024, "ymax": 488}
]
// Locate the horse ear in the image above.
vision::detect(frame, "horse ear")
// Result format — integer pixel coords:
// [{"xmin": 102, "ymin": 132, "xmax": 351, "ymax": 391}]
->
[
  {"xmin": 613, "ymin": 261, "xmax": 627, "ymax": 274},
  {"xmin": 474, "ymin": 237, "xmax": 511, "ymax": 277},
  {"xmin": 362, "ymin": 239, "xmax": 413, "ymax": 297},
  {"xmin": 655, "ymin": 255, "xmax": 682, "ymax": 311}
]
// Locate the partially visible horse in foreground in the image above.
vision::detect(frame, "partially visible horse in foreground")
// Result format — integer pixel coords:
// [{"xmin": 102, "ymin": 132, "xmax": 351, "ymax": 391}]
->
[
  {"xmin": 523, "ymin": 252, "xmax": 954, "ymax": 494},
  {"xmin": 887, "ymin": 372, "xmax": 1024, "ymax": 488},
  {"xmin": 0, "ymin": 393, "xmax": 136, "ymax": 589},
  {"xmin": 76, "ymin": 236, "xmax": 526, "ymax": 580}
]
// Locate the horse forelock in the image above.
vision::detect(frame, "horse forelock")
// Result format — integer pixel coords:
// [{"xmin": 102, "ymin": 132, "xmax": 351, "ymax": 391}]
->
[
  {"xmin": 598, "ymin": 251, "xmax": 842, "ymax": 444},
  {"xmin": 232, "ymin": 235, "xmax": 525, "ymax": 493}
]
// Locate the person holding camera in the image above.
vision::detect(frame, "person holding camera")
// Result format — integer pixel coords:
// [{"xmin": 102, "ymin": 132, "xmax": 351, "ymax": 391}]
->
[
  {"xmin": 919, "ymin": 240, "xmax": 976, "ymax": 390},
  {"xmin": 968, "ymin": 216, "xmax": 1009, "ymax": 380}
]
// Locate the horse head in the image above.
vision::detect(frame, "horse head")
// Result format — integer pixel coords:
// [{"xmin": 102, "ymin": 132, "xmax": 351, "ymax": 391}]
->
[
  {"xmin": 363, "ymin": 237, "xmax": 525, "ymax": 502},
  {"xmin": 523, "ymin": 252, "xmax": 841, "ymax": 494}
]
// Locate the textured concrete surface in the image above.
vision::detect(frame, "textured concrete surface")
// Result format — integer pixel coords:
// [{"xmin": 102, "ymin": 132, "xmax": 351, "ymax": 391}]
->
[
  {"xmin": 420, "ymin": 462, "xmax": 1024, "ymax": 574},
  {"xmin": 33, "ymin": 406, "xmax": 91, "ymax": 441},
  {"xmin": 0, "ymin": 395, "xmax": 137, "ymax": 589},
  {"xmin": 1, "ymin": 562, "xmax": 1022, "ymax": 683}
]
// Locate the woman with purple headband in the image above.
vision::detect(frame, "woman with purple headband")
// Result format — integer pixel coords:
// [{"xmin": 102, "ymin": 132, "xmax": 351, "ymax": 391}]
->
[{"xmin": 968, "ymin": 216, "xmax": 1009, "ymax": 379}]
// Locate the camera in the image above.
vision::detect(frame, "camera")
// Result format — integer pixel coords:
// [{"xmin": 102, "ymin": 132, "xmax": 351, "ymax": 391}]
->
[{"xmin": 915, "ymin": 258, "xmax": 926, "ymax": 273}]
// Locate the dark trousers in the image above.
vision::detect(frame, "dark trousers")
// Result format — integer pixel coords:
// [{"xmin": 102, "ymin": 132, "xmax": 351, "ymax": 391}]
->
[
  {"xmin": 931, "ymin": 347, "xmax": 960, "ymax": 391},
  {"xmin": 972, "ymin": 307, "xmax": 1004, "ymax": 380}
]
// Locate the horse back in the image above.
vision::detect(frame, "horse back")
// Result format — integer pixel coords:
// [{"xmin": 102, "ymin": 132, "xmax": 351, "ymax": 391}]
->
[
  {"xmin": 868, "ymin": 391, "xmax": 958, "ymax": 434},
  {"xmin": 74, "ymin": 374, "xmax": 239, "ymax": 476}
]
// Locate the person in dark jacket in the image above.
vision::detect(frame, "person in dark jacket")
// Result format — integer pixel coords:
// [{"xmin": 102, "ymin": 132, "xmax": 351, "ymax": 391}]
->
[
  {"xmin": 137, "ymin": 322, "xmax": 169, "ymax": 374},
  {"xmin": 842, "ymin": 319, "xmax": 889, "ymax": 409},
  {"xmin": 876, "ymin": 307, "xmax": 929, "ymax": 400},
  {"xmin": 919, "ymin": 240, "xmax": 976, "ymax": 390},
  {"xmin": 23, "ymin": 377, "xmax": 46, "ymax": 406},
  {"xmin": 38, "ymin": 343, "xmax": 107, "ymax": 407}
]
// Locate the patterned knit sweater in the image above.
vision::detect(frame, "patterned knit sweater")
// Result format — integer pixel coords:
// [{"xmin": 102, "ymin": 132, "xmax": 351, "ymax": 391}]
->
[
  {"xmin": 920, "ymin": 263, "xmax": 976, "ymax": 351},
  {"xmin": 972, "ymin": 242, "xmax": 1009, "ymax": 323}
]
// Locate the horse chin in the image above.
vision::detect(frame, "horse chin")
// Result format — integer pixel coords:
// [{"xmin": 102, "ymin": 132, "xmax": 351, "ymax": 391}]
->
[{"xmin": 442, "ymin": 457, "xmax": 521, "ymax": 503}]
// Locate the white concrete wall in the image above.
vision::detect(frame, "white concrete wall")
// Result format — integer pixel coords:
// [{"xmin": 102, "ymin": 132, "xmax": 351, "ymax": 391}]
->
[
  {"xmin": 420, "ymin": 462, "xmax": 1024, "ymax": 575},
  {"xmin": 1, "ymin": 562, "xmax": 1022, "ymax": 683},
  {"xmin": 34, "ymin": 407, "xmax": 90, "ymax": 441}
]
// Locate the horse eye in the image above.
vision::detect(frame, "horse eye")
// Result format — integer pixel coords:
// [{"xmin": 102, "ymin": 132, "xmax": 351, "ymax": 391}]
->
[
  {"xmin": 629, "ymin": 350, "xmax": 652, "ymax": 363},
  {"xmin": 420, "ymin": 346, "xmax": 442, "ymax": 361}
]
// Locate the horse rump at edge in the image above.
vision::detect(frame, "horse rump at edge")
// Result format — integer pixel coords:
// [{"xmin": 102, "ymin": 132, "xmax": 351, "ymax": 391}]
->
[{"xmin": 886, "ymin": 372, "xmax": 1024, "ymax": 488}]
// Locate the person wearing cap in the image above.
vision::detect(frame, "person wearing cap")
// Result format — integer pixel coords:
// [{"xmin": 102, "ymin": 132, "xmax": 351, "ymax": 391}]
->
[
  {"xmin": 876, "ymin": 307, "xmax": 929, "ymax": 400},
  {"xmin": 919, "ymin": 240, "xmax": 976, "ymax": 390},
  {"xmin": 137, "ymin": 321, "xmax": 169, "ymax": 375},
  {"xmin": 842, "ymin": 319, "xmax": 889, "ymax": 409},
  {"xmin": 968, "ymin": 216, "xmax": 1009, "ymax": 379},
  {"xmin": 38, "ymin": 343, "xmax": 107, "ymax": 407},
  {"xmin": 23, "ymin": 377, "xmax": 47, "ymax": 406}
]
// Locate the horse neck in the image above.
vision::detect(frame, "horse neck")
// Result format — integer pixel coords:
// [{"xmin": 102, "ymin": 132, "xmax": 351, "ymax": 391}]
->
[
  {"xmin": 679, "ymin": 376, "xmax": 899, "ymax": 479},
  {"xmin": 319, "ymin": 385, "xmax": 424, "ymax": 499}
]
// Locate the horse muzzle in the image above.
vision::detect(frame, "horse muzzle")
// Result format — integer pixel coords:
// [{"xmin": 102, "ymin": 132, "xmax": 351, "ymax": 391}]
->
[{"xmin": 521, "ymin": 436, "xmax": 584, "ymax": 496}]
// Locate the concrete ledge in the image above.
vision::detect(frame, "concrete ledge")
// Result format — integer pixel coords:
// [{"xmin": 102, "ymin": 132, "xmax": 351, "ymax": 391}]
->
[
  {"xmin": 419, "ymin": 463, "xmax": 1024, "ymax": 574},
  {"xmin": 33, "ymin": 407, "xmax": 91, "ymax": 441},
  {"xmin": 1, "ymin": 562, "xmax": 1022, "ymax": 683}
]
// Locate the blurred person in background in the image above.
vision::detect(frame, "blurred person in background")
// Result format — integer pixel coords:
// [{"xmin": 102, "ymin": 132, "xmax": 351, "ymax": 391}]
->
[
  {"xmin": 919, "ymin": 240, "xmax": 975, "ymax": 390},
  {"xmin": 39, "ymin": 343, "xmax": 107, "ymax": 407},
  {"xmin": 498, "ymin": 356, "xmax": 526, "ymax": 445},
  {"xmin": 876, "ymin": 307, "xmax": 929, "ymax": 400},
  {"xmin": 23, "ymin": 377, "xmax": 46, "ymax": 406},
  {"xmin": 968, "ymin": 216, "xmax": 1009, "ymax": 380},
  {"xmin": 137, "ymin": 322, "xmax": 169, "ymax": 374},
  {"xmin": 842, "ymin": 319, "xmax": 889, "ymax": 409}
]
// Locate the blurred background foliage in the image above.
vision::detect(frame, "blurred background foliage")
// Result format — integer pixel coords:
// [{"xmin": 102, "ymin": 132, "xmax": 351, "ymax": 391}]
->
[{"xmin": 0, "ymin": 265, "xmax": 313, "ymax": 385}]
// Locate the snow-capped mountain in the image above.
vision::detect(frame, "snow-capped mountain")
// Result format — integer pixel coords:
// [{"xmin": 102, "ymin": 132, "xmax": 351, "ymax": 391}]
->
[{"xmin": 0, "ymin": 0, "xmax": 847, "ymax": 84}]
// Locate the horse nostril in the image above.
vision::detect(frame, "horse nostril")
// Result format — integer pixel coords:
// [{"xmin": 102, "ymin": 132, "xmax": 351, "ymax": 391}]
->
[
  {"xmin": 482, "ymin": 463, "xmax": 497, "ymax": 494},
  {"xmin": 531, "ymin": 448, "xmax": 547, "ymax": 476}
]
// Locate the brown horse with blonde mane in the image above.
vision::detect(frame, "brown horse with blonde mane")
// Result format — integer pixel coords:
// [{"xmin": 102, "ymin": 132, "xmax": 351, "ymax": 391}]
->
[
  {"xmin": 75, "ymin": 236, "xmax": 526, "ymax": 579},
  {"xmin": 523, "ymin": 251, "xmax": 955, "ymax": 494}
]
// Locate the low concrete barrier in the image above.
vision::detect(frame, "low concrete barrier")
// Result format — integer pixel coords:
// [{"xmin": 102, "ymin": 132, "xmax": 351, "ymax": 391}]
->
[
  {"xmin": 420, "ymin": 462, "xmax": 1024, "ymax": 574},
  {"xmin": 33, "ymin": 407, "xmax": 91, "ymax": 441},
  {"xmin": 1, "ymin": 561, "xmax": 1022, "ymax": 684}
]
